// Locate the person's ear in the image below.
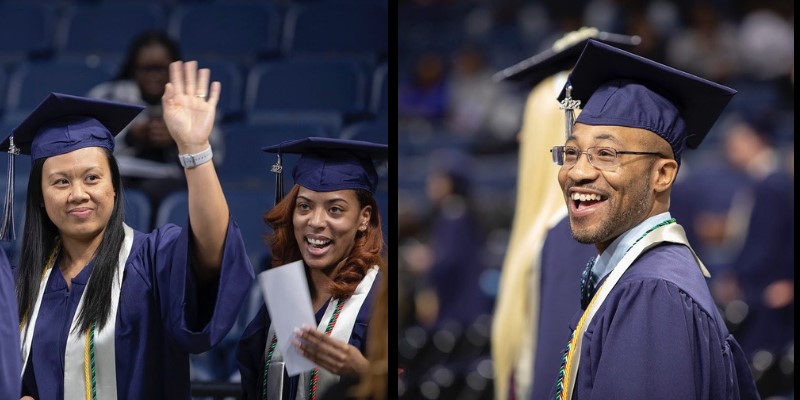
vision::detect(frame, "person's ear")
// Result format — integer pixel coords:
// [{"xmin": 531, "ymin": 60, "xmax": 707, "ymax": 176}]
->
[{"xmin": 652, "ymin": 158, "xmax": 678, "ymax": 193}]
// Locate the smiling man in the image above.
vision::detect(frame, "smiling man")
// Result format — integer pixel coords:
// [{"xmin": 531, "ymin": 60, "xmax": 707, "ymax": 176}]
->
[{"xmin": 548, "ymin": 40, "xmax": 760, "ymax": 399}]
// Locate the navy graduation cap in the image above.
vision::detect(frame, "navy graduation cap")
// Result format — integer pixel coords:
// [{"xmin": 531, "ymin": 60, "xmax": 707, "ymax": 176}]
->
[
  {"xmin": 493, "ymin": 27, "xmax": 641, "ymax": 87},
  {"xmin": 558, "ymin": 39, "xmax": 737, "ymax": 166},
  {"xmin": 0, "ymin": 93, "xmax": 143, "ymax": 240},
  {"xmin": 262, "ymin": 137, "xmax": 388, "ymax": 206}
]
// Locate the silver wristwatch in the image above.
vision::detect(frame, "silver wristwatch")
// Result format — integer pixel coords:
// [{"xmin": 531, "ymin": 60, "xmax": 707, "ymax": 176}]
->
[{"xmin": 178, "ymin": 146, "xmax": 213, "ymax": 169}]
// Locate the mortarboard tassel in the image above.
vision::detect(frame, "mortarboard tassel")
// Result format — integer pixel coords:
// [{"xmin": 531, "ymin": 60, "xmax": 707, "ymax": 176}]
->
[
  {"xmin": 0, "ymin": 136, "xmax": 20, "ymax": 241},
  {"xmin": 271, "ymin": 153, "xmax": 283, "ymax": 206},
  {"xmin": 560, "ymin": 85, "xmax": 582, "ymax": 140}
]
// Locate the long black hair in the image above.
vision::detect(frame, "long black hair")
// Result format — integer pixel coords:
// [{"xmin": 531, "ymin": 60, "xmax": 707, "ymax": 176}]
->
[{"xmin": 17, "ymin": 149, "xmax": 126, "ymax": 334}]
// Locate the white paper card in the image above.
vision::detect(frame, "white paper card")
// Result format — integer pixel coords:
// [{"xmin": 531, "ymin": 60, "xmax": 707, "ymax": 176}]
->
[{"xmin": 258, "ymin": 260, "xmax": 316, "ymax": 376}]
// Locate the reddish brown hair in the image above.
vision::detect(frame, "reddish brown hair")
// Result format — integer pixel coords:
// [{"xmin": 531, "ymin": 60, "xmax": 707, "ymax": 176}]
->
[{"xmin": 264, "ymin": 184, "xmax": 386, "ymax": 299}]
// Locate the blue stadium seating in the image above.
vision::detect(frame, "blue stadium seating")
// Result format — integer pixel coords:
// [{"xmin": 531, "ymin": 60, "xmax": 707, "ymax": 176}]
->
[
  {"xmin": 225, "ymin": 189, "xmax": 273, "ymax": 267},
  {"xmin": 371, "ymin": 62, "xmax": 388, "ymax": 117},
  {"xmin": 216, "ymin": 122, "xmax": 328, "ymax": 191},
  {"xmin": 196, "ymin": 59, "xmax": 245, "ymax": 120},
  {"xmin": 155, "ymin": 190, "xmax": 187, "ymax": 229},
  {"xmin": 155, "ymin": 189, "xmax": 272, "ymax": 267},
  {"xmin": 169, "ymin": 3, "xmax": 281, "ymax": 64},
  {"xmin": 341, "ymin": 119, "xmax": 388, "ymax": 144},
  {"xmin": 0, "ymin": 3, "xmax": 55, "ymax": 63},
  {"xmin": 123, "ymin": 188, "xmax": 152, "ymax": 233},
  {"xmin": 244, "ymin": 58, "xmax": 368, "ymax": 129},
  {"xmin": 0, "ymin": 68, "xmax": 6, "ymax": 113},
  {"xmin": 283, "ymin": 2, "xmax": 387, "ymax": 59},
  {"xmin": 55, "ymin": 4, "xmax": 166, "ymax": 62},
  {"xmin": 3, "ymin": 60, "xmax": 114, "ymax": 126}
]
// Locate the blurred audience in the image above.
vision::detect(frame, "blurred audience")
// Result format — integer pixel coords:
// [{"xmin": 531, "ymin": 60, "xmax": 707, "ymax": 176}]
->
[
  {"xmin": 398, "ymin": 52, "xmax": 447, "ymax": 121},
  {"xmin": 720, "ymin": 114, "xmax": 794, "ymax": 398}
]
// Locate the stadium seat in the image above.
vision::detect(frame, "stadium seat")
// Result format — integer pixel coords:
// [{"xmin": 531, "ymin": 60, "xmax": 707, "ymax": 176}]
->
[
  {"xmin": 244, "ymin": 58, "xmax": 368, "ymax": 128},
  {"xmin": 169, "ymin": 3, "xmax": 281, "ymax": 64},
  {"xmin": 55, "ymin": 3, "xmax": 166, "ymax": 63},
  {"xmin": 3, "ymin": 60, "xmax": 114, "ymax": 126},
  {"xmin": 216, "ymin": 122, "xmax": 328, "ymax": 191},
  {"xmin": 225, "ymin": 189, "xmax": 273, "ymax": 267},
  {"xmin": 341, "ymin": 119, "xmax": 388, "ymax": 144},
  {"xmin": 123, "ymin": 188, "xmax": 152, "ymax": 233},
  {"xmin": 0, "ymin": 3, "xmax": 55, "ymax": 63},
  {"xmin": 196, "ymin": 59, "xmax": 245, "ymax": 120},
  {"xmin": 156, "ymin": 189, "xmax": 272, "ymax": 267},
  {"xmin": 371, "ymin": 62, "xmax": 388, "ymax": 117},
  {"xmin": 0, "ymin": 68, "xmax": 6, "ymax": 113},
  {"xmin": 155, "ymin": 190, "xmax": 188, "ymax": 229},
  {"xmin": 283, "ymin": 2, "xmax": 387, "ymax": 59}
]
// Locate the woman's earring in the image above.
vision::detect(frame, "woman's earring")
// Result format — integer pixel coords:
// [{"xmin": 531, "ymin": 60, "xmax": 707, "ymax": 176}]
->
[{"xmin": 359, "ymin": 225, "xmax": 366, "ymax": 232}]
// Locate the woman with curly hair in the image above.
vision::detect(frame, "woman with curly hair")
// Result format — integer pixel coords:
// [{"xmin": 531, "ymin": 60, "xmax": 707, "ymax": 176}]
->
[{"xmin": 237, "ymin": 137, "xmax": 387, "ymax": 399}]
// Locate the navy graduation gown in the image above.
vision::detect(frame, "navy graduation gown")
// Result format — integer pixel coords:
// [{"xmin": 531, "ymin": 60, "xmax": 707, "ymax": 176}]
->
[
  {"xmin": 529, "ymin": 217, "xmax": 596, "ymax": 400},
  {"xmin": 21, "ymin": 220, "xmax": 254, "ymax": 399},
  {"xmin": 0, "ymin": 247, "xmax": 21, "ymax": 399},
  {"xmin": 551, "ymin": 243, "xmax": 760, "ymax": 400},
  {"xmin": 428, "ymin": 209, "xmax": 492, "ymax": 326},
  {"xmin": 237, "ymin": 272, "xmax": 381, "ymax": 400}
]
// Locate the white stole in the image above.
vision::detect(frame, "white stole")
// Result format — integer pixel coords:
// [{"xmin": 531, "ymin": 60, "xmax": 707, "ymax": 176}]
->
[
  {"xmin": 20, "ymin": 224, "xmax": 134, "ymax": 400},
  {"xmin": 267, "ymin": 265, "xmax": 379, "ymax": 399},
  {"xmin": 564, "ymin": 223, "xmax": 709, "ymax": 399}
]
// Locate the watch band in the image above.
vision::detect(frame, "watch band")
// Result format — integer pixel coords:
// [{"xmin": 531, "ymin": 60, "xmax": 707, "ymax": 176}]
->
[{"xmin": 178, "ymin": 146, "xmax": 213, "ymax": 169}]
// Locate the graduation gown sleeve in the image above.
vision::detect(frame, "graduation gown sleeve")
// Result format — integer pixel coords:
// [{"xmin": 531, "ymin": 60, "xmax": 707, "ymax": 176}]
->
[
  {"xmin": 0, "ymin": 248, "xmax": 21, "ymax": 399},
  {"xmin": 114, "ymin": 218, "xmax": 254, "ymax": 398}
]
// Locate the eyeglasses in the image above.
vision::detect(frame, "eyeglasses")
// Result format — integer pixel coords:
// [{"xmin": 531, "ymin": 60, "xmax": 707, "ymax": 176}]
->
[{"xmin": 550, "ymin": 145, "xmax": 667, "ymax": 170}]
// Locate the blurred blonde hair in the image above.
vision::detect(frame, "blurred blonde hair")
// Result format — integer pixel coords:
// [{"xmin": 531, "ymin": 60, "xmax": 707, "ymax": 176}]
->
[
  {"xmin": 351, "ymin": 264, "xmax": 388, "ymax": 400},
  {"xmin": 491, "ymin": 72, "xmax": 577, "ymax": 399}
]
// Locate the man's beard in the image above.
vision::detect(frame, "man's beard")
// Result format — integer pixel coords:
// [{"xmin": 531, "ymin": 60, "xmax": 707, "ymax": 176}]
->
[{"xmin": 571, "ymin": 175, "xmax": 651, "ymax": 245}]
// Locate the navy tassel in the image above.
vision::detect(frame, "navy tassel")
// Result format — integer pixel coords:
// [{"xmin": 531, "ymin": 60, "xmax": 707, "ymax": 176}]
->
[
  {"xmin": 0, "ymin": 137, "xmax": 20, "ymax": 241},
  {"xmin": 271, "ymin": 153, "xmax": 283, "ymax": 206}
]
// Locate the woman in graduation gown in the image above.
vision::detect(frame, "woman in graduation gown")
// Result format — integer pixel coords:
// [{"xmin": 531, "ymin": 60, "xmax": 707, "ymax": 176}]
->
[
  {"xmin": 6, "ymin": 61, "xmax": 254, "ymax": 399},
  {"xmin": 237, "ymin": 137, "xmax": 387, "ymax": 400}
]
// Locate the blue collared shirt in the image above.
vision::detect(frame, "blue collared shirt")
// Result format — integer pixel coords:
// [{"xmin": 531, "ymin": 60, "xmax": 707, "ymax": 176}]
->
[{"xmin": 591, "ymin": 212, "xmax": 673, "ymax": 282}]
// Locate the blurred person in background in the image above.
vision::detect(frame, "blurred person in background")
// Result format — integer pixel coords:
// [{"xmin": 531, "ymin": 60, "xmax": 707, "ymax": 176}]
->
[
  {"xmin": 666, "ymin": 2, "xmax": 740, "ymax": 83},
  {"xmin": 398, "ymin": 52, "xmax": 448, "ymax": 121},
  {"xmin": 446, "ymin": 43, "xmax": 524, "ymax": 141},
  {"xmin": 426, "ymin": 149, "xmax": 492, "ymax": 327},
  {"xmin": 87, "ymin": 31, "xmax": 224, "ymax": 221},
  {"xmin": 490, "ymin": 28, "xmax": 637, "ymax": 400},
  {"xmin": 715, "ymin": 113, "xmax": 794, "ymax": 398}
]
